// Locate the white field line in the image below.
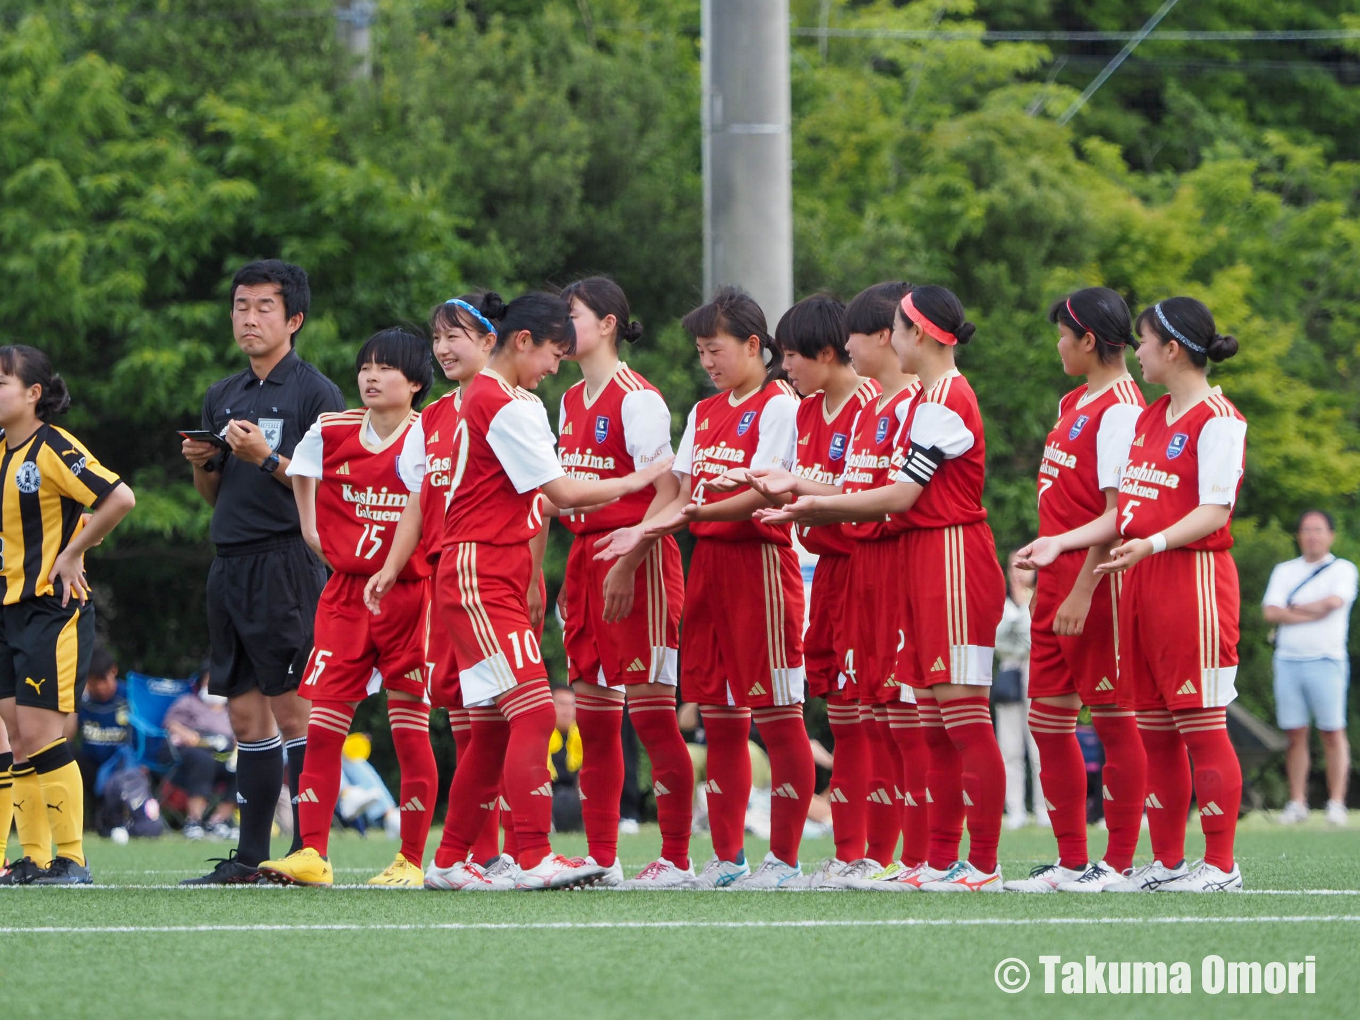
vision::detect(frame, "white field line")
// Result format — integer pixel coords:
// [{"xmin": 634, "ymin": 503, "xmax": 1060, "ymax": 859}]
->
[{"xmin": 2, "ymin": 884, "xmax": 1357, "ymax": 894}]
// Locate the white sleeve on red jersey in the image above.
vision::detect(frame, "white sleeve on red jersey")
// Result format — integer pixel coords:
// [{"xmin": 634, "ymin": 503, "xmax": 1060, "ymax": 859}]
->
[
  {"xmin": 1095, "ymin": 403, "xmax": 1140, "ymax": 491},
  {"xmin": 893, "ymin": 401, "xmax": 974, "ymax": 485},
  {"xmin": 1196, "ymin": 416, "xmax": 1247, "ymax": 506},
  {"xmin": 621, "ymin": 389, "xmax": 673, "ymax": 468},
  {"xmin": 751, "ymin": 392, "xmax": 798, "ymax": 471},
  {"xmin": 286, "ymin": 420, "xmax": 324, "ymax": 479},
  {"xmin": 673, "ymin": 405, "xmax": 698, "ymax": 476},
  {"xmin": 396, "ymin": 415, "xmax": 426, "ymax": 493},
  {"xmin": 486, "ymin": 398, "xmax": 567, "ymax": 494}
]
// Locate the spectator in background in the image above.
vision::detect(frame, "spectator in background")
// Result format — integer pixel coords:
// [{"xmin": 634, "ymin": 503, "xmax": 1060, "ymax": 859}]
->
[
  {"xmin": 1264, "ymin": 510, "xmax": 1357, "ymax": 827},
  {"xmin": 74, "ymin": 646, "xmax": 130, "ymax": 796},
  {"xmin": 337, "ymin": 733, "xmax": 401, "ymax": 840},
  {"xmin": 163, "ymin": 669, "xmax": 237, "ymax": 840},
  {"xmin": 994, "ymin": 552, "xmax": 1047, "ymax": 829},
  {"xmin": 550, "ymin": 686, "xmax": 584, "ymax": 833}
]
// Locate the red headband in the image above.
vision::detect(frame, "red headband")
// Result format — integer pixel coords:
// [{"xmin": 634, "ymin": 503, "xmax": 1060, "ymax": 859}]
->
[{"xmin": 901, "ymin": 292, "xmax": 957, "ymax": 346}]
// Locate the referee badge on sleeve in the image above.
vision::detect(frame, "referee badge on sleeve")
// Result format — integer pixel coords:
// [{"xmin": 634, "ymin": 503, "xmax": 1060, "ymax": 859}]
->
[{"xmin": 259, "ymin": 418, "xmax": 284, "ymax": 452}]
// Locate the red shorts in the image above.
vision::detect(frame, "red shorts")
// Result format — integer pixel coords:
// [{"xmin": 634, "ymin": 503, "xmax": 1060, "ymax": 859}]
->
[
  {"xmin": 435, "ymin": 542, "xmax": 547, "ymax": 707},
  {"xmin": 843, "ymin": 537, "xmax": 909, "ymax": 704},
  {"xmin": 1028, "ymin": 549, "xmax": 1123, "ymax": 705},
  {"xmin": 805, "ymin": 553, "xmax": 853, "ymax": 700},
  {"xmin": 563, "ymin": 534, "xmax": 683, "ymax": 689},
  {"xmin": 301, "ymin": 573, "xmax": 427, "ymax": 702},
  {"xmin": 1118, "ymin": 548, "xmax": 1240, "ymax": 712},
  {"xmin": 680, "ymin": 540, "xmax": 805, "ymax": 707},
  {"xmin": 897, "ymin": 523, "xmax": 1006, "ymax": 691}
]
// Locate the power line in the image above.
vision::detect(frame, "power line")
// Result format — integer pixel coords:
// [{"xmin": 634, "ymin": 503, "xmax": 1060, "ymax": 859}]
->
[
  {"xmin": 1058, "ymin": 0, "xmax": 1183, "ymax": 125},
  {"xmin": 791, "ymin": 28, "xmax": 1360, "ymax": 43}
]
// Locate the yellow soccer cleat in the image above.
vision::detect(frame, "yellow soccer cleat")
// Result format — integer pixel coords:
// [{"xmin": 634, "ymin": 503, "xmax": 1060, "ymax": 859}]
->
[
  {"xmin": 367, "ymin": 854, "xmax": 424, "ymax": 888},
  {"xmin": 259, "ymin": 847, "xmax": 334, "ymax": 887}
]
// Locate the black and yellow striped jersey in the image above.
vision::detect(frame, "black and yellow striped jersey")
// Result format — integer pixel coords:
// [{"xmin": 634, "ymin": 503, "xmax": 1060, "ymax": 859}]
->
[{"xmin": 0, "ymin": 423, "xmax": 123, "ymax": 605}]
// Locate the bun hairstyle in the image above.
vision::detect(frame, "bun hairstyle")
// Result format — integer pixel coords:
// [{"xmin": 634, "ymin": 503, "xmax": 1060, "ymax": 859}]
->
[
  {"xmin": 1048, "ymin": 286, "xmax": 1137, "ymax": 364},
  {"xmin": 493, "ymin": 292, "xmax": 577, "ymax": 355},
  {"xmin": 561, "ymin": 277, "xmax": 644, "ymax": 346},
  {"xmin": 1134, "ymin": 296, "xmax": 1239, "ymax": 368},
  {"xmin": 846, "ymin": 281, "xmax": 913, "ymax": 336},
  {"xmin": 776, "ymin": 293, "xmax": 850, "ymax": 365},
  {"xmin": 429, "ymin": 290, "xmax": 507, "ymax": 338},
  {"xmin": 902, "ymin": 285, "xmax": 976, "ymax": 346},
  {"xmin": 0, "ymin": 344, "xmax": 72, "ymax": 421},
  {"xmin": 681, "ymin": 285, "xmax": 786, "ymax": 383}
]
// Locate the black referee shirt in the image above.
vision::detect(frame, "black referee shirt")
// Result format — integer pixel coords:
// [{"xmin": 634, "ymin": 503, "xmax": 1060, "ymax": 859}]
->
[{"xmin": 200, "ymin": 349, "xmax": 344, "ymax": 548}]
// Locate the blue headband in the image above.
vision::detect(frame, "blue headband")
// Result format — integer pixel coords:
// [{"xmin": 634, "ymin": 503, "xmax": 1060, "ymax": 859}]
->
[
  {"xmin": 1153, "ymin": 303, "xmax": 1206, "ymax": 354},
  {"xmin": 445, "ymin": 298, "xmax": 498, "ymax": 336}
]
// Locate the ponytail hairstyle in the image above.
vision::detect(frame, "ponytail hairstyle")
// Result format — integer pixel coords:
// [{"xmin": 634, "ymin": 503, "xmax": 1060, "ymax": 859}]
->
[
  {"xmin": 846, "ymin": 281, "xmax": 913, "ymax": 336},
  {"xmin": 428, "ymin": 290, "xmax": 507, "ymax": 340},
  {"xmin": 1048, "ymin": 286, "xmax": 1137, "ymax": 363},
  {"xmin": 492, "ymin": 292, "xmax": 577, "ymax": 355},
  {"xmin": 681, "ymin": 285, "xmax": 786, "ymax": 383},
  {"xmin": 775, "ymin": 294, "xmax": 850, "ymax": 364},
  {"xmin": 355, "ymin": 327, "xmax": 435, "ymax": 408},
  {"xmin": 899, "ymin": 285, "xmax": 977, "ymax": 346},
  {"xmin": 560, "ymin": 276, "xmax": 643, "ymax": 346},
  {"xmin": 0, "ymin": 344, "xmax": 71, "ymax": 421},
  {"xmin": 1134, "ymin": 296, "xmax": 1239, "ymax": 368}
]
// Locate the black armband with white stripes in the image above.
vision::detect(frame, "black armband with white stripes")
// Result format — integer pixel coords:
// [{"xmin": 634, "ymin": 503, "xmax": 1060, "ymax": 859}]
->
[{"xmin": 901, "ymin": 443, "xmax": 946, "ymax": 485}]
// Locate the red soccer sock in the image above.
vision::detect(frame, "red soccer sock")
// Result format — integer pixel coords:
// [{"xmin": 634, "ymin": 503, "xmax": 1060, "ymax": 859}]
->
[
  {"xmin": 917, "ymin": 699, "xmax": 964, "ymax": 870},
  {"xmin": 1136, "ymin": 709, "xmax": 1192, "ymax": 867},
  {"xmin": 1175, "ymin": 708, "xmax": 1241, "ymax": 872},
  {"xmin": 886, "ymin": 703, "xmax": 928, "ymax": 868},
  {"xmin": 939, "ymin": 696, "xmax": 1005, "ymax": 875},
  {"xmin": 1028, "ymin": 702, "xmax": 1086, "ymax": 870},
  {"xmin": 449, "ymin": 709, "xmax": 503, "ymax": 865},
  {"xmin": 1090, "ymin": 707, "xmax": 1146, "ymax": 872},
  {"xmin": 825, "ymin": 695, "xmax": 868, "ymax": 863},
  {"xmin": 628, "ymin": 693, "xmax": 693, "ymax": 870},
  {"xmin": 434, "ymin": 707, "xmax": 509, "ymax": 869},
  {"xmin": 574, "ymin": 690, "xmax": 625, "ymax": 867},
  {"xmin": 863, "ymin": 707, "xmax": 901, "ymax": 865},
  {"xmin": 753, "ymin": 706, "xmax": 815, "ymax": 867},
  {"xmin": 499, "ymin": 681, "xmax": 557, "ymax": 870},
  {"xmin": 388, "ymin": 700, "xmax": 438, "ymax": 867},
  {"xmin": 700, "ymin": 707, "xmax": 752, "ymax": 864},
  {"xmin": 296, "ymin": 702, "xmax": 354, "ymax": 857}
]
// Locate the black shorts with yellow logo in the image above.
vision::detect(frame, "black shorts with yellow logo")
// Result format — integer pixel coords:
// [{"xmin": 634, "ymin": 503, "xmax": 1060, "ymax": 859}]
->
[{"xmin": 0, "ymin": 594, "xmax": 96, "ymax": 713}]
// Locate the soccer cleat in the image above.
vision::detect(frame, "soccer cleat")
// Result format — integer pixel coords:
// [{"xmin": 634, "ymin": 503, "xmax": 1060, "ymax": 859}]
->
[
  {"xmin": 683, "ymin": 856, "xmax": 751, "ymax": 889},
  {"xmin": 584, "ymin": 856, "xmax": 624, "ymax": 888},
  {"xmin": 1057, "ymin": 860, "xmax": 1128, "ymax": 893},
  {"xmin": 0, "ymin": 856, "xmax": 48, "ymax": 886},
  {"xmin": 1276, "ymin": 800, "xmax": 1308, "ymax": 825},
  {"xmin": 259, "ymin": 847, "xmax": 334, "ymax": 887},
  {"xmin": 730, "ymin": 851, "xmax": 801, "ymax": 890},
  {"xmin": 180, "ymin": 850, "xmax": 263, "ymax": 885},
  {"xmin": 785, "ymin": 857, "xmax": 850, "ymax": 890},
  {"xmin": 32, "ymin": 856, "xmax": 93, "ymax": 885},
  {"xmin": 424, "ymin": 859, "xmax": 512, "ymax": 891},
  {"xmin": 823, "ymin": 857, "xmax": 884, "ymax": 889},
  {"xmin": 1158, "ymin": 860, "xmax": 1243, "ymax": 893},
  {"xmin": 182, "ymin": 821, "xmax": 206, "ymax": 841},
  {"xmin": 480, "ymin": 853, "xmax": 521, "ymax": 887},
  {"xmin": 1325, "ymin": 800, "xmax": 1348, "ymax": 827},
  {"xmin": 620, "ymin": 858, "xmax": 695, "ymax": 889},
  {"xmin": 920, "ymin": 860, "xmax": 1004, "ymax": 892},
  {"xmin": 1103, "ymin": 859, "xmax": 1189, "ymax": 892},
  {"xmin": 367, "ymin": 854, "xmax": 425, "ymax": 887},
  {"xmin": 515, "ymin": 854, "xmax": 607, "ymax": 890},
  {"xmin": 1003, "ymin": 862, "xmax": 1083, "ymax": 893}
]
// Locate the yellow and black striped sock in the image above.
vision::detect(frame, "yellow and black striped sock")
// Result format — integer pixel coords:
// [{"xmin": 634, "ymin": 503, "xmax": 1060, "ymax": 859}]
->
[
  {"xmin": 9, "ymin": 761, "xmax": 52, "ymax": 867},
  {"xmin": 0, "ymin": 752, "xmax": 14, "ymax": 861},
  {"xmin": 31, "ymin": 738, "xmax": 83, "ymax": 867}
]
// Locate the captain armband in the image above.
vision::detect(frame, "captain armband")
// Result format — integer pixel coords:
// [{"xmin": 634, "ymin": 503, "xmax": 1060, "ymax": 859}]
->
[{"xmin": 901, "ymin": 443, "xmax": 945, "ymax": 485}]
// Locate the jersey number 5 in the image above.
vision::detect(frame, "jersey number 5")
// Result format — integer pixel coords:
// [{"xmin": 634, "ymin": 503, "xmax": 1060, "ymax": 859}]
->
[
  {"xmin": 1120, "ymin": 499, "xmax": 1140, "ymax": 535},
  {"xmin": 355, "ymin": 523, "xmax": 385, "ymax": 560}
]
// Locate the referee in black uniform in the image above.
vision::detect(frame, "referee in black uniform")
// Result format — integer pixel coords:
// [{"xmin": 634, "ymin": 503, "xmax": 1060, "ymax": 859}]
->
[{"xmin": 180, "ymin": 260, "xmax": 343, "ymax": 884}]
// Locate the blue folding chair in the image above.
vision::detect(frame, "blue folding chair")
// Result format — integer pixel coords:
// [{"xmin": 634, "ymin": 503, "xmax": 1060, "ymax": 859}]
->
[{"xmin": 125, "ymin": 671, "xmax": 195, "ymax": 775}]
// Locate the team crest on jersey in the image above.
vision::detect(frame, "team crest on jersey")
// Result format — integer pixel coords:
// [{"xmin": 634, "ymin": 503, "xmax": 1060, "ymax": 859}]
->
[
  {"xmin": 1068, "ymin": 414, "xmax": 1090, "ymax": 441},
  {"xmin": 258, "ymin": 418, "xmax": 284, "ymax": 452},
  {"xmin": 15, "ymin": 461, "xmax": 41, "ymax": 494},
  {"xmin": 875, "ymin": 416, "xmax": 890, "ymax": 444},
  {"xmin": 829, "ymin": 432, "xmax": 848, "ymax": 461},
  {"xmin": 1166, "ymin": 433, "xmax": 1189, "ymax": 459},
  {"xmin": 737, "ymin": 410, "xmax": 756, "ymax": 436},
  {"xmin": 594, "ymin": 415, "xmax": 610, "ymax": 443}
]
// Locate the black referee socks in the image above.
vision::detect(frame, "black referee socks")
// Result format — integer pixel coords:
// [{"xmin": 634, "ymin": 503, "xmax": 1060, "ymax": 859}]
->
[{"xmin": 235, "ymin": 735, "xmax": 284, "ymax": 868}]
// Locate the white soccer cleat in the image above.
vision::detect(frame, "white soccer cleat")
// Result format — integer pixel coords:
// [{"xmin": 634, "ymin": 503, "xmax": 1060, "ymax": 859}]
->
[
  {"xmin": 1277, "ymin": 800, "xmax": 1309, "ymax": 825},
  {"xmin": 683, "ymin": 855, "xmax": 752, "ymax": 889},
  {"xmin": 822, "ymin": 857, "xmax": 884, "ymax": 889},
  {"xmin": 782, "ymin": 857, "xmax": 847, "ymax": 890},
  {"xmin": 730, "ymin": 851, "xmax": 802, "ymax": 890},
  {"xmin": 919, "ymin": 860, "xmax": 1004, "ymax": 892},
  {"xmin": 424, "ymin": 859, "xmax": 513, "ymax": 891},
  {"xmin": 480, "ymin": 853, "xmax": 521, "ymax": 889},
  {"xmin": 620, "ymin": 858, "xmax": 695, "ymax": 889},
  {"xmin": 854, "ymin": 860, "xmax": 937, "ymax": 891},
  {"xmin": 1003, "ymin": 862, "xmax": 1084, "ymax": 893},
  {"xmin": 1325, "ymin": 800, "xmax": 1348, "ymax": 827},
  {"xmin": 585, "ymin": 856, "xmax": 625, "ymax": 888},
  {"xmin": 1158, "ymin": 860, "xmax": 1243, "ymax": 893},
  {"xmin": 1103, "ymin": 859, "xmax": 1189, "ymax": 892},
  {"xmin": 515, "ymin": 854, "xmax": 607, "ymax": 890},
  {"xmin": 1056, "ymin": 860, "xmax": 1127, "ymax": 893}
]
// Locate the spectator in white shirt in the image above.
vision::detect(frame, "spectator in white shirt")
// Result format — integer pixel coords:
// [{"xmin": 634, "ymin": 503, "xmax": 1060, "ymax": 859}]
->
[{"xmin": 1263, "ymin": 510, "xmax": 1357, "ymax": 827}]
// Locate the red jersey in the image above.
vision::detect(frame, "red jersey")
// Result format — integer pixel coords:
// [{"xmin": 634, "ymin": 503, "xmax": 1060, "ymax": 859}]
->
[
  {"xmin": 557, "ymin": 363, "xmax": 673, "ymax": 535},
  {"xmin": 794, "ymin": 379, "xmax": 880, "ymax": 555},
  {"xmin": 289, "ymin": 409, "xmax": 427, "ymax": 579},
  {"xmin": 441, "ymin": 370, "xmax": 565, "ymax": 548},
  {"xmin": 1117, "ymin": 389, "xmax": 1246, "ymax": 552},
  {"xmin": 840, "ymin": 382, "xmax": 919, "ymax": 540},
  {"xmin": 894, "ymin": 370, "xmax": 989, "ymax": 530},
  {"xmin": 676, "ymin": 380, "xmax": 800, "ymax": 545},
  {"xmin": 396, "ymin": 390, "xmax": 462, "ymax": 565},
  {"xmin": 1037, "ymin": 378, "xmax": 1145, "ymax": 536}
]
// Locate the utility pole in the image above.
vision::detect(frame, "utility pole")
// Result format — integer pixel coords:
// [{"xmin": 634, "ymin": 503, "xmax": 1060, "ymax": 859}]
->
[
  {"xmin": 335, "ymin": 0, "xmax": 375, "ymax": 81},
  {"xmin": 702, "ymin": 0, "xmax": 793, "ymax": 324}
]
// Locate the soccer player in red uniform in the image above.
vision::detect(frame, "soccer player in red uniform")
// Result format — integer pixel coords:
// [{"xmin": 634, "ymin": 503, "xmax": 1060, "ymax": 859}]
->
[
  {"xmin": 554, "ymin": 278, "xmax": 692, "ymax": 888},
  {"xmin": 596, "ymin": 286, "xmax": 809, "ymax": 889},
  {"xmin": 762, "ymin": 285, "xmax": 1008, "ymax": 892},
  {"xmin": 259, "ymin": 328, "xmax": 437, "ymax": 887},
  {"xmin": 1008, "ymin": 288, "xmax": 1148, "ymax": 892},
  {"xmin": 1023, "ymin": 297, "xmax": 1247, "ymax": 892}
]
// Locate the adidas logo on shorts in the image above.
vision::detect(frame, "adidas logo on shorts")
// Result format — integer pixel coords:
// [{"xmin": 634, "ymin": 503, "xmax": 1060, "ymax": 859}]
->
[
  {"xmin": 1177, "ymin": 679, "xmax": 1198, "ymax": 695},
  {"xmin": 1095, "ymin": 677, "xmax": 1114, "ymax": 692},
  {"xmin": 748, "ymin": 681, "xmax": 768, "ymax": 697},
  {"xmin": 1200, "ymin": 801, "xmax": 1225, "ymax": 817},
  {"xmin": 654, "ymin": 781, "xmax": 671, "ymax": 797},
  {"xmin": 480, "ymin": 799, "xmax": 498, "ymax": 811},
  {"xmin": 402, "ymin": 797, "xmax": 426, "ymax": 812},
  {"xmin": 404, "ymin": 669, "xmax": 425, "ymax": 685},
  {"xmin": 625, "ymin": 657, "xmax": 647, "ymax": 672},
  {"xmin": 530, "ymin": 782, "xmax": 553, "ymax": 797},
  {"xmin": 772, "ymin": 783, "xmax": 799, "ymax": 798},
  {"xmin": 930, "ymin": 657, "xmax": 946, "ymax": 672}
]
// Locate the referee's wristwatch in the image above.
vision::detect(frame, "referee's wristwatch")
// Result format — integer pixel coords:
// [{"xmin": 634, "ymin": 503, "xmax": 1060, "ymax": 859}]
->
[{"xmin": 259, "ymin": 452, "xmax": 281, "ymax": 474}]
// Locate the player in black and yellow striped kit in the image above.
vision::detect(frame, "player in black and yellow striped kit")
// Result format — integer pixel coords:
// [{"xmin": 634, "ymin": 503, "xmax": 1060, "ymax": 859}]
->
[{"xmin": 0, "ymin": 345, "xmax": 135, "ymax": 885}]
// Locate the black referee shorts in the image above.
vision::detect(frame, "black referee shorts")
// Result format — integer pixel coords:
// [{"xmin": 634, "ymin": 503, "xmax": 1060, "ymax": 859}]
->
[
  {"xmin": 0, "ymin": 595, "xmax": 96, "ymax": 714},
  {"xmin": 206, "ymin": 536, "xmax": 327, "ymax": 699}
]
